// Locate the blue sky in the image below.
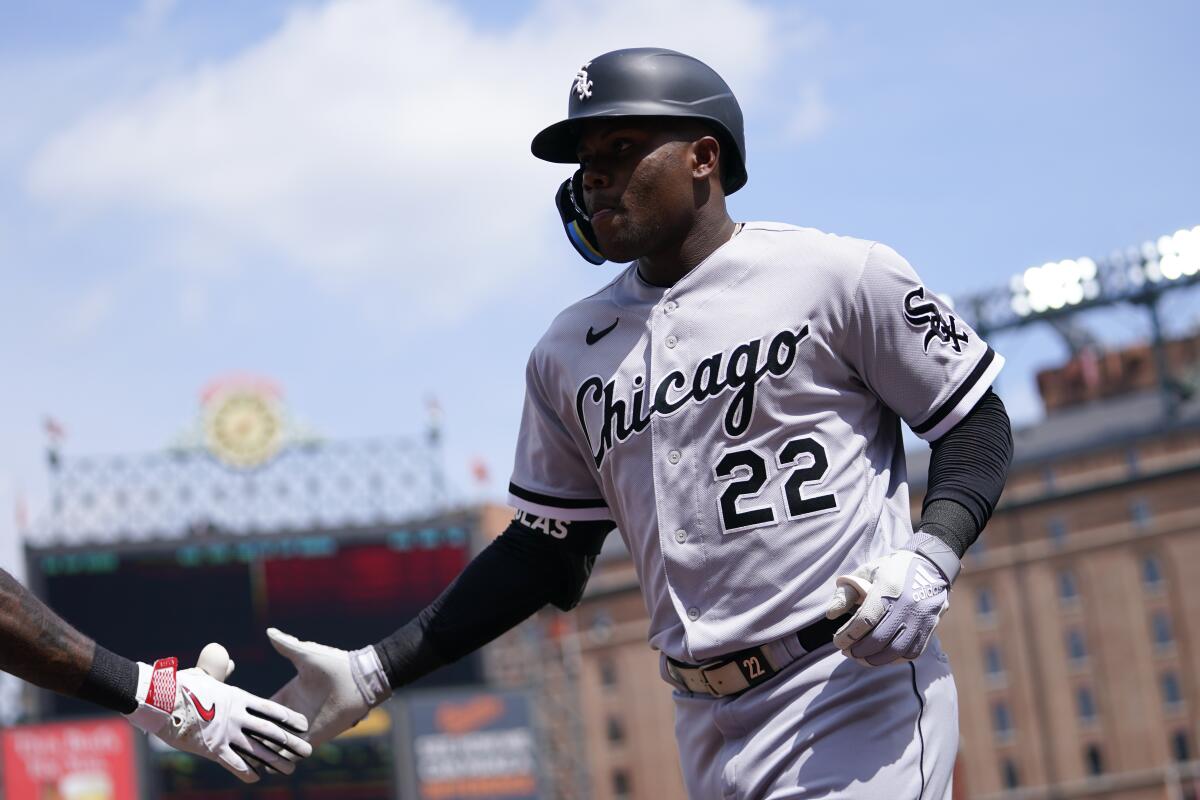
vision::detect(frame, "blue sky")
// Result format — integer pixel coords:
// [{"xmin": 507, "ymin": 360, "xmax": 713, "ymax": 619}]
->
[{"xmin": 2, "ymin": 0, "xmax": 1198, "ymax": 581}]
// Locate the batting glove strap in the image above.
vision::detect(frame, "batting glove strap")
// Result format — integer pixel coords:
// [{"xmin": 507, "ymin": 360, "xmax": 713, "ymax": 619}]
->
[
  {"xmin": 125, "ymin": 658, "xmax": 178, "ymax": 735},
  {"xmin": 905, "ymin": 530, "xmax": 962, "ymax": 586},
  {"xmin": 350, "ymin": 645, "xmax": 392, "ymax": 708}
]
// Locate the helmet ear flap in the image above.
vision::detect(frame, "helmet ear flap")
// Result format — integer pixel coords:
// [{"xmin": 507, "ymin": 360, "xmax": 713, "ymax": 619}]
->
[
  {"xmin": 568, "ymin": 168, "xmax": 589, "ymax": 218},
  {"xmin": 555, "ymin": 169, "xmax": 606, "ymax": 265}
]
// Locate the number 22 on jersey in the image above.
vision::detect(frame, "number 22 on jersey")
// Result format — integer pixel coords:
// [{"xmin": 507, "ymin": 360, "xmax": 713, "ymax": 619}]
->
[{"xmin": 712, "ymin": 436, "xmax": 837, "ymax": 533}]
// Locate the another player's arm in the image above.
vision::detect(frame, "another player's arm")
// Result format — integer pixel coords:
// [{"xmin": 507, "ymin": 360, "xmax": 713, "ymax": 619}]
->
[
  {"xmin": 266, "ymin": 513, "xmax": 613, "ymax": 747},
  {"xmin": 0, "ymin": 567, "xmax": 311, "ymax": 782},
  {"xmin": 0, "ymin": 566, "xmax": 130, "ymax": 702}
]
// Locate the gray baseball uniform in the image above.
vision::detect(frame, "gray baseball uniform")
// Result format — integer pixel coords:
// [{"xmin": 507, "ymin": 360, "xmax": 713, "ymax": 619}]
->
[{"xmin": 507, "ymin": 222, "xmax": 1002, "ymax": 797}]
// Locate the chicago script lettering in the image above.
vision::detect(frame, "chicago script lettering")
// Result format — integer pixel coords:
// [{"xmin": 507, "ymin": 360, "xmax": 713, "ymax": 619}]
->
[{"xmin": 576, "ymin": 325, "xmax": 810, "ymax": 467}]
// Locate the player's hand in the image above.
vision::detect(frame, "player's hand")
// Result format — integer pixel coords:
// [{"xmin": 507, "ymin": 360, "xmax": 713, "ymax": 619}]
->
[
  {"xmin": 125, "ymin": 643, "xmax": 312, "ymax": 783},
  {"xmin": 825, "ymin": 540, "xmax": 955, "ymax": 667},
  {"xmin": 267, "ymin": 628, "xmax": 392, "ymax": 749}
]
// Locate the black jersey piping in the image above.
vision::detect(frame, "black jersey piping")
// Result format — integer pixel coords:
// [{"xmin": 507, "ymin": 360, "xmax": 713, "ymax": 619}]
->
[
  {"xmin": 508, "ymin": 482, "xmax": 608, "ymax": 509},
  {"xmin": 909, "ymin": 661, "xmax": 927, "ymax": 799},
  {"xmin": 912, "ymin": 346, "xmax": 996, "ymax": 436}
]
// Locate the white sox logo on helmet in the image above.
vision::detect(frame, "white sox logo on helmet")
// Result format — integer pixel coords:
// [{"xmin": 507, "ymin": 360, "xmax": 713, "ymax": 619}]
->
[{"xmin": 574, "ymin": 62, "xmax": 593, "ymax": 101}]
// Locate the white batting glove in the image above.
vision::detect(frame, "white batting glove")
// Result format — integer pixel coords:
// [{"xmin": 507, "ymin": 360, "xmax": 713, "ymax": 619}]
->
[
  {"xmin": 267, "ymin": 628, "xmax": 392, "ymax": 749},
  {"xmin": 125, "ymin": 643, "xmax": 312, "ymax": 783},
  {"xmin": 825, "ymin": 533, "xmax": 960, "ymax": 667}
]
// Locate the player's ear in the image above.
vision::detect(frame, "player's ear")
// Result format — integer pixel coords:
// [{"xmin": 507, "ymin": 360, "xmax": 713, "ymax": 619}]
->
[{"xmin": 690, "ymin": 135, "xmax": 721, "ymax": 183}]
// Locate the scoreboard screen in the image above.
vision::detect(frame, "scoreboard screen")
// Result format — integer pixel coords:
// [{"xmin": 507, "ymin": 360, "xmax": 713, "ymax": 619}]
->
[{"xmin": 31, "ymin": 519, "xmax": 480, "ymax": 719}]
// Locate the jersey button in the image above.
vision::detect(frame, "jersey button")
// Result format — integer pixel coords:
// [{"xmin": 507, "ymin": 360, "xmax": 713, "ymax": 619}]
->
[
  {"xmin": 667, "ymin": 450, "xmax": 681, "ymax": 464},
  {"xmin": 687, "ymin": 607, "xmax": 701, "ymax": 621},
  {"xmin": 674, "ymin": 529, "xmax": 687, "ymax": 543},
  {"xmin": 665, "ymin": 335, "xmax": 678, "ymax": 348},
  {"xmin": 664, "ymin": 300, "xmax": 678, "ymax": 313}
]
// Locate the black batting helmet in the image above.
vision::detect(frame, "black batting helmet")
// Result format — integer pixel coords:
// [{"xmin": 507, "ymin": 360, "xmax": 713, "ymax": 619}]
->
[{"xmin": 531, "ymin": 47, "xmax": 747, "ymax": 194}]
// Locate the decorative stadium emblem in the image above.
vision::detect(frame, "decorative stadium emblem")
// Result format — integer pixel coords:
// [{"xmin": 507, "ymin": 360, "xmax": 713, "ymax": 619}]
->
[
  {"xmin": 573, "ymin": 61, "xmax": 593, "ymax": 101},
  {"xmin": 903, "ymin": 287, "xmax": 968, "ymax": 354},
  {"xmin": 200, "ymin": 375, "xmax": 287, "ymax": 469}
]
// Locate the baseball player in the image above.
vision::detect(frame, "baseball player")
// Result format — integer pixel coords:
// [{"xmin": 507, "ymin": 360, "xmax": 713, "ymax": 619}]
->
[
  {"xmin": 268, "ymin": 48, "xmax": 1012, "ymax": 798},
  {"xmin": 0, "ymin": 567, "xmax": 311, "ymax": 782}
]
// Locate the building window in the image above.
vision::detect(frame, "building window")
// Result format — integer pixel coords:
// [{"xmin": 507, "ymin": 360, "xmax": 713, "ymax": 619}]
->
[
  {"xmin": 606, "ymin": 715, "xmax": 625, "ymax": 745},
  {"xmin": 1142, "ymin": 555, "xmax": 1164, "ymax": 591},
  {"xmin": 992, "ymin": 701, "xmax": 1013, "ymax": 743},
  {"xmin": 1085, "ymin": 744, "xmax": 1104, "ymax": 776},
  {"xmin": 1152, "ymin": 611, "xmax": 1175, "ymax": 652},
  {"xmin": 1001, "ymin": 758, "xmax": 1020, "ymax": 789},
  {"xmin": 599, "ymin": 658, "xmax": 619, "ymax": 691},
  {"xmin": 1162, "ymin": 671, "xmax": 1184, "ymax": 711},
  {"xmin": 1174, "ymin": 730, "xmax": 1191, "ymax": 762},
  {"xmin": 984, "ymin": 644, "xmax": 1005, "ymax": 684},
  {"xmin": 1076, "ymin": 686, "xmax": 1098, "ymax": 725},
  {"xmin": 1048, "ymin": 518, "xmax": 1067, "ymax": 547},
  {"xmin": 1066, "ymin": 628, "xmax": 1088, "ymax": 665},
  {"xmin": 1130, "ymin": 498, "xmax": 1152, "ymax": 530},
  {"xmin": 977, "ymin": 587, "xmax": 995, "ymax": 622},
  {"xmin": 612, "ymin": 769, "xmax": 632, "ymax": 800},
  {"xmin": 1058, "ymin": 570, "xmax": 1080, "ymax": 606}
]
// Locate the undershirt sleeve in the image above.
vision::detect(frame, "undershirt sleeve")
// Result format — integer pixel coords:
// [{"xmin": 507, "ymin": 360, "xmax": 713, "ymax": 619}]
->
[
  {"xmin": 918, "ymin": 388, "xmax": 1014, "ymax": 559},
  {"xmin": 374, "ymin": 516, "xmax": 613, "ymax": 688}
]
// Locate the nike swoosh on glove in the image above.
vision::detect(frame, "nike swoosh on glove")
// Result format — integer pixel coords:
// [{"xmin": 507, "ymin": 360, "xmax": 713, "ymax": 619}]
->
[
  {"xmin": 125, "ymin": 643, "xmax": 312, "ymax": 783},
  {"xmin": 267, "ymin": 628, "xmax": 392, "ymax": 749},
  {"xmin": 825, "ymin": 533, "xmax": 957, "ymax": 667}
]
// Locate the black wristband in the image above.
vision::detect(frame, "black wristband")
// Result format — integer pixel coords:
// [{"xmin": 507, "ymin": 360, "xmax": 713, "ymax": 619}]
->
[
  {"xmin": 77, "ymin": 644, "xmax": 138, "ymax": 714},
  {"xmin": 374, "ymin": 610, "xmax": 446, "ymax": 690},
  {"xmin": 919, "ymin": 499, "xmax": 980, "ymax": 561}
]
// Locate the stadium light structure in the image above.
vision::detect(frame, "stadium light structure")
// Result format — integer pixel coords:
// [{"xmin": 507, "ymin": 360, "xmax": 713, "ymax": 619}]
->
[
  {"xmin": 960, "ymin": 225, "xmax": 1200, "ymax": 337},
  {"xmin": 957, "ymin": 225, "xmax": 1200, "ymax": 419}
]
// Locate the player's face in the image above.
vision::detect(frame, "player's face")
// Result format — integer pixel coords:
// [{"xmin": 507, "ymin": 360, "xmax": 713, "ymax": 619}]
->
[{"xmin": 576, "ymin": 120, "xmax": 703, "ymax": 263}]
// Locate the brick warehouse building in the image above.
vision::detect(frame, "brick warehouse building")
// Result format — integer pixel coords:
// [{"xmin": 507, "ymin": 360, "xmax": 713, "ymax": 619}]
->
[{"xmin": 537, "ymin": 335, "xmax": 1200, "ymax": 800}]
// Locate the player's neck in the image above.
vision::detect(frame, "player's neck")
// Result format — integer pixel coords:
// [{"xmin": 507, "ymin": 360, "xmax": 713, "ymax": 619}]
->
[{"xmin": 637, "ymin": 208, "xmax": 738, "ymax": 288}]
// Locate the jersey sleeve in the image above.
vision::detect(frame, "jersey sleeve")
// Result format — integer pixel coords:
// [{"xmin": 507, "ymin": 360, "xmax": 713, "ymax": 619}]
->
[
  {"xmin": 508, "ymin": 350, "xmax": 613, "ymax": 522},
  {"xmin": 839, "ymin": 242, "xmax": 1005, "ymax": 442}
]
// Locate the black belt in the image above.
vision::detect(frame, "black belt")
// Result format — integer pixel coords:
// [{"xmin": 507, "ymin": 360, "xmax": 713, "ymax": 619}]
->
[{"xmin": 666, "ymin": 613, "xmax": 851, "ymax": 698}]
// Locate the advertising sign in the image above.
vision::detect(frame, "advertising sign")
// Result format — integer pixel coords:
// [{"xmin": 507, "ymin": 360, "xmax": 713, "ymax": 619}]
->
[
  {"xmin": 400, "ymin": 690, "xmax": 540, "ymax": 800},
  {"xmin": 1, "ymin": 717, "xmax": 139, "ymax": 800}
]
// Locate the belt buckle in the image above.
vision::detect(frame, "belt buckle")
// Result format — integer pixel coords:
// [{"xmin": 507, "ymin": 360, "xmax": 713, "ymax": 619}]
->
[{"xmin": 696, "ymin": 660, "xmax": 728, "ymax": 697}]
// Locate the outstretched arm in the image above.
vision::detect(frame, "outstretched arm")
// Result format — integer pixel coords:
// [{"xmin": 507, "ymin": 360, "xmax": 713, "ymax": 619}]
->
[
  {"xmin": 0, "ymin": 567, "xmax": 132, "ymax": 705},
  {"xmin": 269, "ymin": 513, "xmax": 614, "ymax": 747},
  {"xmin": 0, "ymin": 568, "xmax": 312, "ymax": 782}
]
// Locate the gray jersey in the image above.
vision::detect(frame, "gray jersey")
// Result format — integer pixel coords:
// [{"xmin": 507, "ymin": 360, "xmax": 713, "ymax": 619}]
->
[{"xmin": 508, "ymin": 223, "xmax": 1002, "ymax": 663}]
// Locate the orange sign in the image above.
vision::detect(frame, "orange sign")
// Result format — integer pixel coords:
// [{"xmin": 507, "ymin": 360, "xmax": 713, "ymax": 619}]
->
[{"xmin": 1, "ymin": 717, "xmax": 139, "ymax": 800}]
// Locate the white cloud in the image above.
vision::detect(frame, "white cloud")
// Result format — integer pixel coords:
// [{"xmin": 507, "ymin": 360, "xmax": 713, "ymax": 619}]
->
[
  {"xmin": 27, "ymin": 0, "xmax": 811, "ymax": 326},
  {"xmin": 787, "ymin": 82, "xmax": 833, "ymax": 143}
]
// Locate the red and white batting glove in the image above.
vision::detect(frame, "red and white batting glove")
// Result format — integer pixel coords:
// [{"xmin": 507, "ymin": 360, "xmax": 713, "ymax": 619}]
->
[{"xmin": 124, "ymin": 644, "xmax": 312, "ymax": 783}]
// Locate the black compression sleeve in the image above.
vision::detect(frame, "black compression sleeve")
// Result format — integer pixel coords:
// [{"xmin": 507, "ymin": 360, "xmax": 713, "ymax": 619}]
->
[
  {"xmin": 920, "ymin": 388, "xmax": 1013, "ymax": 559},
  {"xmin": 77, "ymin": 644, "xmax": 139, "ymax": 714},
  {"xmin": 374, "ymin": 516, "xmax": 613, "ymax": 688}
]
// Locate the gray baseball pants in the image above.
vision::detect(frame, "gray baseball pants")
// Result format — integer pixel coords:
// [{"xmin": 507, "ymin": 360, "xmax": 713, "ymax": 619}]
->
[{"xmin": 670, "ymin": 636, "xmax": 957, "ymax": 799}]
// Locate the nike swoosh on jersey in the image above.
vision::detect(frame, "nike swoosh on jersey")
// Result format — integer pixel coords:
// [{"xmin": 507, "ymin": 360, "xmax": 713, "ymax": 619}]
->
[
  {"xmin": 585, "ymin": 318, "xmax": 619, "ymax": 345},
  {"xmin": 184, "ymin": 688, "xmax": 216, "ymax": 722}
]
